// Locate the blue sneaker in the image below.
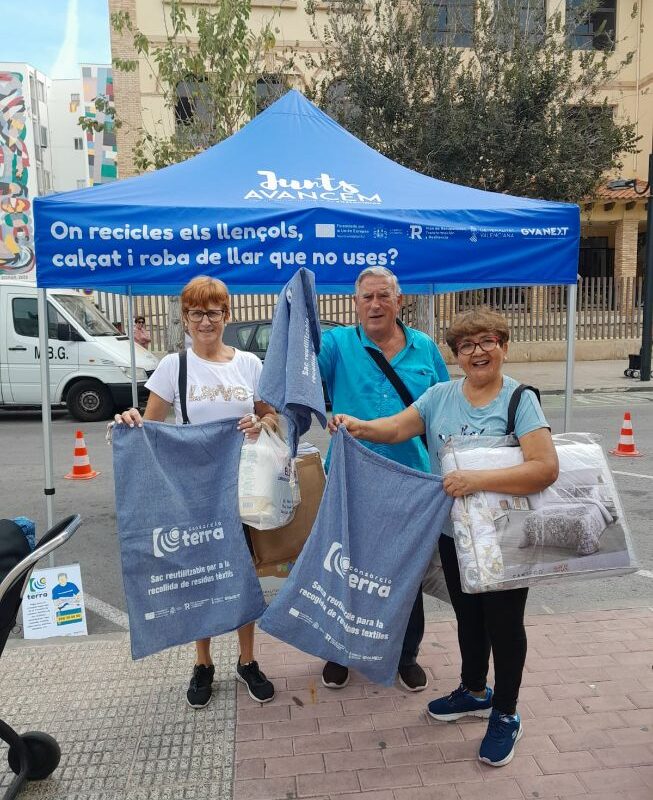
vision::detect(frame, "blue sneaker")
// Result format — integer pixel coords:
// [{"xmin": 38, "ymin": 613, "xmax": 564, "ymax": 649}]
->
[
  {"xmin": 427, "ymin": 683, "xmax": 493, "ymax": 721},
  {"xmin": 479, "ymin": 709, "xmax": 523, "ymax": 767}
]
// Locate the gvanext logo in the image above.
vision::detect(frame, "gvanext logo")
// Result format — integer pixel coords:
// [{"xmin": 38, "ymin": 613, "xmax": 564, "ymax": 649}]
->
[
  {"xmin": 521, "ymin": 227, "xmax": 569, "ymax": 237},
  {"xmin": 152, "ymin": 522, "xmax": 224, "ymax": 559},
  {"xmin": 323, "ymin": 542, "xmax": 392, "ymax": 597}
]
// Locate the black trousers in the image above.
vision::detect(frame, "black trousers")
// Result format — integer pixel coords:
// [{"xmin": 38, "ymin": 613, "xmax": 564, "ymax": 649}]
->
[
  {"xmin": 439, "ymin": 533, "xmax": 528, "ymax": 715},
  {"xmin": 399, "ymin": 586, "xmax": 424, "ymax": 666}
]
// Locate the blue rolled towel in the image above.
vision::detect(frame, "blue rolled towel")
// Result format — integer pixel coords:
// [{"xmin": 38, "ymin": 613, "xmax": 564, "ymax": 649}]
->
[{"xmin": 258, "ymin": 268, "xmax": 327, "ymax": 457}]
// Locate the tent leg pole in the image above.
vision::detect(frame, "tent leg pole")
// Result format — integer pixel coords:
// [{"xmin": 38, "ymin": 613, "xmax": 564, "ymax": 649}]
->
[
  {"xmin": 127, "ymin": 290, "xmax": 138, "ymax": 409},
  {"xmin": 428, "ymin": 294, "xmax": 435, "ymax": 341},
  {"xmin": 38, "ymin": 289, "xmax": 55, "ymax": 564},
  {"xmin": 563, "ymin": 282, "xmax": 577, "ymax": 432}
]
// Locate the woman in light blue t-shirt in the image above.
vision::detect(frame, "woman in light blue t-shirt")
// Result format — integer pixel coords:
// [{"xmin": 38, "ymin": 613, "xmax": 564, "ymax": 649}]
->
[{"xmin": 331, "ymin": 308, "xmax": 558, "ymax": 769}]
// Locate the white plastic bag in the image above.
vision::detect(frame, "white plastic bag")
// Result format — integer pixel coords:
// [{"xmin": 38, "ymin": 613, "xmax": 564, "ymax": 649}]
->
[{"xmin": 238, "ymin": 427, "xmax": 300, "ymax": 530}]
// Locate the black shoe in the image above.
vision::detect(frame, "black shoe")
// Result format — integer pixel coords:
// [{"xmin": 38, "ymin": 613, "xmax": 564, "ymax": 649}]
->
[
  {"xmin": 322, "ymin": 661, "xmax": 350, "ymax": 689},
  {"xmin": 397, "ymin": 662, "xmax": 428, "ymax": 692},
  {"xmin": 186, "ymin": 663, "xmax": 215, "ymax": 709},
  {"xmin": 236, "ymin": 658, "xmax": 275, "ymax": 703}
]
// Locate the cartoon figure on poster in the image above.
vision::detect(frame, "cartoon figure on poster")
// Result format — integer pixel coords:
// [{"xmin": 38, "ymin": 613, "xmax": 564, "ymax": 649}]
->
[
  {"xmin": 0, "ymin": 71, "xmax": 35, "ymax": 275},
  {"xmin": 51, "ymin": 571, "xmax": 83, "ymax": 626}
]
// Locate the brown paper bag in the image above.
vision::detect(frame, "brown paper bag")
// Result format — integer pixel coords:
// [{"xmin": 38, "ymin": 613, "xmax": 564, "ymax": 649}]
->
[{"xmin": 247, "ymin": 452, "xmax": 325, "ymax": 576}]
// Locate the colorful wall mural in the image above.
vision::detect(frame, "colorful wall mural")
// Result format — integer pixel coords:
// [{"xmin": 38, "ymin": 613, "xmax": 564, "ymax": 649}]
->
[
  {"xmin": 0, "ymin": 71, "xmax": 34, "ymax": 276},
  {"xmin": 82, "ymin": 66, "xmax": 118, "ymax": 185}
]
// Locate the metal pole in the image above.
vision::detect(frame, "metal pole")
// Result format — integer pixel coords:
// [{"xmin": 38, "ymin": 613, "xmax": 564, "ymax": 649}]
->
[
  {"xmin": 127, "ymin": 290, "xmax": 139, "ymax": 407},
  {"xmin": 639, "ymin": 152, "xmax": 653, "ymax": 381},
  {"xmin": 37, "ymin": 288, "xmax": 55, "ymax": 564},
  {"xmin": 428, "ymin": 293, "xmax": 435, "ymax": 341},
  {"xmin": 563, "ymin": 281, "xmax": 577, "ymax": 432}
]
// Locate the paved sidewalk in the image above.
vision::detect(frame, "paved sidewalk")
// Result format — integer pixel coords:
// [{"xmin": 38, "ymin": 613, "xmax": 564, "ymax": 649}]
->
[
  {"xmin": 234, "ymin": 607, "xmax": 653, "ymax": 800},
  {"xmin": 0, "ymin": 634, "xmax": 239, "ymax": 799},
  {"xmin": 448, "ymin": 360, "xmax": 651, "ymax": 394},
  {"xmin": 1, "ymin": 608, "xmax": 652, "ymax": 800}
]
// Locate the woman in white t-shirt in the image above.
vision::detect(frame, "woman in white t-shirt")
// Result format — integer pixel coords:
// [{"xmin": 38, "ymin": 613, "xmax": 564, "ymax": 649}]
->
[{"xmin": 115, "ymin": 276, "xmax": 278, "ymax": 707}]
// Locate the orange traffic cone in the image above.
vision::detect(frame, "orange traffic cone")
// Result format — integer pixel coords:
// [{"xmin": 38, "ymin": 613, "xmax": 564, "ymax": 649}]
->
[
  {"xmin": 609, "ymin": 412, "xmax": 642, "ymax": 457},
  {"xmin": 65, "ymin": 430, "xmax": 100, "ymax": 479}
]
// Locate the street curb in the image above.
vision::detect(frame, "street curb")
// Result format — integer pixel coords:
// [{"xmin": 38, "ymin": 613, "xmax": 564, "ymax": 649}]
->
[{"xmin": 541, "ymin": 384, "xmax": 653, "ymax": 395}]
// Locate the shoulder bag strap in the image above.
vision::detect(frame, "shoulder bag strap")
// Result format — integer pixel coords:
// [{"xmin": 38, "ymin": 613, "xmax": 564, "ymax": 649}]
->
[
  {"xmin": 356, "ymin": 326, "xmax": 428, "ymax": 451},
  {"xmin": 178, "ymin": 350, "xmax": 190, "ymax": 425},
  {"xmin": 506, "ymin": 383, "xmax": 541, "ymax": 436}
]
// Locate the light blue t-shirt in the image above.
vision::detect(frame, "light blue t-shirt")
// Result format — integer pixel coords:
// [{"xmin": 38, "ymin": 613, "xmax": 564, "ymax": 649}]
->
[
  {"xmin": 413, "ymin": 376, "xmax": 549, "ymax": 536},
  {"xmin": 413, "ymin": 376, "xmax": 549, "ymax": 478},
  {"xmin": 318, "ymin": 323, "xmax": 449, "ymax": 472}
]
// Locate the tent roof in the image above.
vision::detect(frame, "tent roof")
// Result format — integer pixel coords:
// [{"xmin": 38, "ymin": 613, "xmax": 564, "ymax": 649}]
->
[{"xmin": 34, "ymin": 90, "xmax": 580, "ymax": 294}]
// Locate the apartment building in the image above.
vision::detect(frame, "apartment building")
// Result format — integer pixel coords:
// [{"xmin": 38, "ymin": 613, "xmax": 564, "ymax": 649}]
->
[{"xmin": 109, "ymin": 0, "xmax": 650, "ymax": 287}]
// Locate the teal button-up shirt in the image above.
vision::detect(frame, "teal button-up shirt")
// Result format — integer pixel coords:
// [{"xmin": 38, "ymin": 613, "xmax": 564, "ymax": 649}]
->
[{"xmin": 318, "ymin": 322, "xmax": 449, "ymax": 472}]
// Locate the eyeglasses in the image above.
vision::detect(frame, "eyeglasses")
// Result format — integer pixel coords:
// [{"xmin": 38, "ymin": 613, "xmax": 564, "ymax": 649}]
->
[
  {"xmin": 187, "ymin": 309, "xmax": 225, "ymax": 323},
  {"xmin": 457, "ymin": 336, "xmax": 502, "ymax": 356}
]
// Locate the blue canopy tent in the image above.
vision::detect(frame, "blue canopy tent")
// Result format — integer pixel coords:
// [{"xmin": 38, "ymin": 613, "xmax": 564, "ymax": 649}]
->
[{"xmin": 32, "ymin": 90, "xmax": 580, "ymax": 525}]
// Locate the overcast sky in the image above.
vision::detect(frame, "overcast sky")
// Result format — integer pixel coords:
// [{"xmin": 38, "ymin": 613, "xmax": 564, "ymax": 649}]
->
[{"xmin": 2, "ymin": 0, "xmax": 111, "ymax": 77}]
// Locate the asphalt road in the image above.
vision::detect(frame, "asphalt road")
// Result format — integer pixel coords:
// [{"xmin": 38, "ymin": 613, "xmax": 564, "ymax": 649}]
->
[{"xmin": 1, "ymin": 391, "xmax": 652, "ymax": 636}]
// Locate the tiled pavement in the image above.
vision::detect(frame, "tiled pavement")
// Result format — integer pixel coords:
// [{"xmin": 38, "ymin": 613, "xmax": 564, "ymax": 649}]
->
[
  {"xmin": 234, "ymin": 608, "xmax": 653, "ymax": 800},
  {"xmin": 1, "ymin": 608, "xmax": 652, "ymax": 799},
  {"xmin": 0, "ymin": 633, "xmax": 239, "ymax": 799}
]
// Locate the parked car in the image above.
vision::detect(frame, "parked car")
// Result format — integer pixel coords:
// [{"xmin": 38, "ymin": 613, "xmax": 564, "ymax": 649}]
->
[{"xmin": 223, "ymin": 319, "xmax": 341, "ymax": 408}]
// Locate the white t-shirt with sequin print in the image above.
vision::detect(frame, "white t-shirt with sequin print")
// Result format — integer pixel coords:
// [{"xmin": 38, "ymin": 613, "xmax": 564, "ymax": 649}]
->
[{"xmin": 145, "ymin": 348, "xmax": 262, "ymax": 425}]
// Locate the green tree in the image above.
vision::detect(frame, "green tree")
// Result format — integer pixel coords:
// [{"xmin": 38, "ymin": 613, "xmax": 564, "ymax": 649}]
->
[
  {"xmin": 306, "ymin": 0, "xmax": 639, "ymax": 202},
  {"xmin": 110, "ymin": 0, "xmax": 290, "ymax": 172}
]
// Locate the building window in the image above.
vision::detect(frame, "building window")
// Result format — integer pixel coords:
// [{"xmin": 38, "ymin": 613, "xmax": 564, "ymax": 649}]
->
[
  {"xmin": 255, "ymin": 76, "xmax": 285, "ymax": 114},
  {"xmin": 430, "ymin": 1, "xmax": 475, "ymax": 47},
  {"xmin": 71, "ymin": 93, "xmax": 80, "ymax": 104},
  {"xmin": 37, "ymin": 79, "xmax": 45, "ymax": 102},
  {"xmin": 567, "ymin": 0, "xmax": 616, "ymax": 51},
  {"xmin": 77, "ymin": 179, "xmax": 86, "ymax": 189},
  {"xmin": 74, "ymin": 137, "xmax": 84, "ymax": 150},
  {"xmin": 490, "ymin": 1, "xmax": 547, "ymax": 47},
  {"xmin": 40, "ymin": 125, "xmax": 48, "ymax": 148},
  {"xmin": 174, "ymin": 78, "xmax": 210, "ymax": 128},
  {"xmin": 579, "ymin": 236, "xmax": 614, "ymax": 279}
]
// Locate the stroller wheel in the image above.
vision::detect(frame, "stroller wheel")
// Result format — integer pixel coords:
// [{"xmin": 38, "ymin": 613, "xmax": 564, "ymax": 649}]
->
[{"xmin": 7, "ymin": 731, "xmax": 61, "ymax": 780}]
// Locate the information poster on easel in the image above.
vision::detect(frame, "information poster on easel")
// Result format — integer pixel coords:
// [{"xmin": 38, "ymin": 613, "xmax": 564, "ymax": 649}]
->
[{"xmin": 22, "ymin": 563, "xmax": 88, "ymax": 639}]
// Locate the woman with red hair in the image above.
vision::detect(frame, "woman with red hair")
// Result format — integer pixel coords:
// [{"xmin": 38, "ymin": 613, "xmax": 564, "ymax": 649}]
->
[{"xmin": 116, "ymin": 276, "xmax": 278, "ymax": 707}]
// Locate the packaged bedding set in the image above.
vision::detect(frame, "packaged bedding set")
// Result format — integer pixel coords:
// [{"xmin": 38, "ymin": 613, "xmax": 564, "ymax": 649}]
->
[{"xmin": 440, "ymin": 433, "xmax": 638, "ymax": 593}]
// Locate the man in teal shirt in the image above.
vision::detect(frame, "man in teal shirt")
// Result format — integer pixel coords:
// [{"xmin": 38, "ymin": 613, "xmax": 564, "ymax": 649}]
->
[{"xmin": 318, "ymin": 266, "xmax": 449, "ymax": 692}]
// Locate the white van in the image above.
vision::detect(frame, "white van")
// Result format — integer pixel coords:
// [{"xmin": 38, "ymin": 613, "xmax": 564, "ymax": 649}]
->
[{"xmin": 0, "ymin": 280, "xmax": 159, "ymax": 421}]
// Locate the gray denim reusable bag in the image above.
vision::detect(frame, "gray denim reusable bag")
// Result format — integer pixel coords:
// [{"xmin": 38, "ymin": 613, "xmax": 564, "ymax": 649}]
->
[
  {"xmin": 259, "ymin": 428, "xmax": 452, "ymax": 685},
  {"xmin": 112, "ymin": 419, "xmax": 267, "ymax": 659},
  {"xmin": 258, "ymin": 267, "xmax": 327, "ymax": 457}
]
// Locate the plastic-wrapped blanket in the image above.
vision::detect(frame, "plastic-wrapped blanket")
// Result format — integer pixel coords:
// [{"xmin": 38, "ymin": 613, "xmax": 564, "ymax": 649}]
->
[{"xmin": 440, "ymin": 433, "xmax": 637, "ymax": 593}]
